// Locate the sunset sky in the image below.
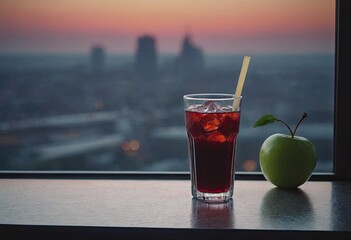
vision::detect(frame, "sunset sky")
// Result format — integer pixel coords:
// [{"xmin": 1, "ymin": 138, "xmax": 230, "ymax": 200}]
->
[{"xmin": 0, "ymin": 0, "xmax": 335, "ymax": 54}]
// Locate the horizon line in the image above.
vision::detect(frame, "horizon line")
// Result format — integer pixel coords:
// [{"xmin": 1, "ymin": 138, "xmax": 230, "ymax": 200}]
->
[{"xmin": 0, "ymin": 51, "xmax": 335, "ymax": 56}]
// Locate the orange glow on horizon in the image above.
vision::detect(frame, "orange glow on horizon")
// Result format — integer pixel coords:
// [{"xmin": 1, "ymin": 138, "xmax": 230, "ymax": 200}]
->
[{"xmin": 0, "ymin": 0, "xmax": 335, "ymax": 53}]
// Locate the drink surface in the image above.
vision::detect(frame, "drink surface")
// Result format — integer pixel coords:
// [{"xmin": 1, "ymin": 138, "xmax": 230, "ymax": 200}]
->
[{"xmin": 185, "ymin": 108, "xmax": 240, "ymax": 193}]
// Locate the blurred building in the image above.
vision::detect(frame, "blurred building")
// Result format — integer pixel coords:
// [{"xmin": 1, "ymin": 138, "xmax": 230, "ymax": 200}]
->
[
  {"xmin": 178, "ymin": 34, "xmax": 205, "ymax": 81},
  {"xmin": 135, "ymin": 35, "xmax": 158, "ymax": 81},
  {"xmin": 90, "ymin": 45, "xmax": 105, "ymax": 74}
]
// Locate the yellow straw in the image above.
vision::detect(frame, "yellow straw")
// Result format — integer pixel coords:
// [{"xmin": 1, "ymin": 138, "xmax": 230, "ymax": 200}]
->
[{"xmin": 233, "ymin": 56, "xmax": 251, "ymax": 110}]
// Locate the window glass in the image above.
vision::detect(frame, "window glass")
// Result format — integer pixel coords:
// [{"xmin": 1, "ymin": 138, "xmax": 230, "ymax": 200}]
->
[{"xmin": 0, "ymin": 0, "xmax": 335, "ymax": 172}]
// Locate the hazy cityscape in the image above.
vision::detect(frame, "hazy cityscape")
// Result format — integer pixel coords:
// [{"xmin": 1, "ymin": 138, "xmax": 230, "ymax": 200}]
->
[{"xmin": 0, "ymin": 34, "xmax": 334, "ymax": 172}]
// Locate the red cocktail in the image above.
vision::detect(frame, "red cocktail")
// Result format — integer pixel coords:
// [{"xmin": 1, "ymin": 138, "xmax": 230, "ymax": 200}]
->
[{"xmin": 184, "ymin": 94, "xmax": 242, "ymax": 202}]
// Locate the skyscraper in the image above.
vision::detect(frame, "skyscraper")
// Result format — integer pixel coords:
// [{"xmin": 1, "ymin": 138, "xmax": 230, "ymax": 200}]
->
[
  {"xmin": 179, "ymin": 34, "xmax": 205, "ymax": 81},
  {"xmin": 135, "ymin": 35, "xmax": 158, "ymax": 81},
  {"xmin": 90, "ymin": 45, "xmax": 105, "ymax": 74}
]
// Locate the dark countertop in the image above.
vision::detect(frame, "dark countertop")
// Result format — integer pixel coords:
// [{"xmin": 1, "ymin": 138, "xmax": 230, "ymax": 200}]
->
[{"xmin": 0, "ymin": 179, "xmax": 350, "ymax": 239}]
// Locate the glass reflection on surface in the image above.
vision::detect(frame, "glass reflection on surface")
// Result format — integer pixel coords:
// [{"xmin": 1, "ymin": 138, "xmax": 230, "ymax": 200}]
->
[{"xmin": 191, "ymin": 198, "xmax": 234, "ymax": 228}]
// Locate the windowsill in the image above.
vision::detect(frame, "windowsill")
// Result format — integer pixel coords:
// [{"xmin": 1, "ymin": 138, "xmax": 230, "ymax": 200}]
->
[{"xmin": 0, "ymin": 178, "xmax": 350, "ymax": 239}]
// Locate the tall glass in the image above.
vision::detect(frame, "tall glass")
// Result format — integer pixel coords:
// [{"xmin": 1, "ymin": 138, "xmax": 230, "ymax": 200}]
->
[{"xmin": 184, "ymin": 94, "xmax": 242, "ymax": 203}]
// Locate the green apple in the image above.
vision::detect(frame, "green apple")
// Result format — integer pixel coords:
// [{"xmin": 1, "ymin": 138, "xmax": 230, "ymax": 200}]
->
[{"xmin": 254, "ymin": 113, "xmax": 317, "ymax": 188}]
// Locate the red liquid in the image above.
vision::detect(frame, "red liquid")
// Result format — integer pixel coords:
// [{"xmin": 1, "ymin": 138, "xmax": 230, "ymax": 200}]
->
[{"xmin": 185, "ymin": 110, "xmax": 240, "ymax": 193}]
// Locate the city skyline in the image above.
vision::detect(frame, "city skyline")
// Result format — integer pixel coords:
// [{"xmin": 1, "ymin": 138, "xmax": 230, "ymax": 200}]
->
[{"xmin": 0, "ymin": 0, "xmax": 335, "ymax": 54}]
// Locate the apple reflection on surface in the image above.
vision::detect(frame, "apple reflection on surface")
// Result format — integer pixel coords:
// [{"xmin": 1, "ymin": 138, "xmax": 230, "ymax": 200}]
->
[
  {"xmin": 191, "ymin": 198, "xmax": 234, "ymax": 229},
  {"xmin": 260, "ymin": 188, "xmax": 314, "ymax": 229}
]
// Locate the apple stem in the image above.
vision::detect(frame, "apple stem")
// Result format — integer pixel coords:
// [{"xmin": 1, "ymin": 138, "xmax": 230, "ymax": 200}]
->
[
  {"xmin": 292, "ymin": 112, "xmax": 308, "ymax": 138},
  {"xmin": 276, "ymin": 113, "xmax": 307, "ymax": 138},
  {"xmin": 276, "ymin": 119, "xmax": 294, "ymax": 138}
]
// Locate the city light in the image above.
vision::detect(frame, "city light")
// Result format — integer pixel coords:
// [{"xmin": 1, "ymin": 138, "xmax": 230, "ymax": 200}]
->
[
  {"xmin": 94, "ymin": 100, "xmax": 104, "ymax": 110},
  {"xmin": 121, "ymin": 139, "xmax": 140, "ymax": 152},
  {"xmin": 242, "ymin": 159, "xmax": 258, "ymax": 172}
]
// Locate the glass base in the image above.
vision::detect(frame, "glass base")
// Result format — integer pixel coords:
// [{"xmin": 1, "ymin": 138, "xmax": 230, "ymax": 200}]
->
[{"xmin": 194, "ymin": 190, "xmax": 232, "ymax": 203}]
